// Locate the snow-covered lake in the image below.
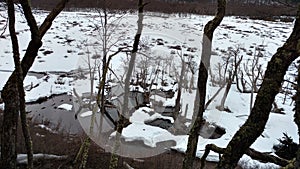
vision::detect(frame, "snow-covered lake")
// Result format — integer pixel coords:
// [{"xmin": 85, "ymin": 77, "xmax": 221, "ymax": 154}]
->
[{"xmin": 0, "ymin": 7, "xmax": 298, "ymax": 168}]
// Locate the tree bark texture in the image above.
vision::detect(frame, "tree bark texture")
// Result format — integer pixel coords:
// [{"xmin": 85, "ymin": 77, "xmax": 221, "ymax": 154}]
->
[
  {"xmin": 217, "ymin": 5, "xmax": 300, "ymax": 169},
  {"xmin": 7, "ymin": 0, "xmax": 34, "ymax": 168},
  {"xmin": 182, "ymin": 0, "xmax": 226, "ymax": 169},
  {"xmin": 295, "ymin": 60, "xmax": 300, "ymax": 168},
  {"xmin": 0, "ymin": 1, "xmax": 69, "ymax": 168}
]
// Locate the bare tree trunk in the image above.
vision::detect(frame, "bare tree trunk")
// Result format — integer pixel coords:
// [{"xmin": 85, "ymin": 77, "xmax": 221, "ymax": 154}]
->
[
  {"xmin": 217, "ymin": 54, "xmax": 242, "ymax": 112},
  {"xmin": 235, "ymin": 54, "xmax": 244, "ymax": 92},
  {"xmin": 7, "ymin": 1, "xmax": 34, "ymax": 168},
  {"xmin": 182, "ymin": 1, "xmax": 226, "ymax": 168},
  {"xmin": 109, "ymin": 1, "xmax": 146, "ymax": 168},
  {"xmin": 1, "ymin": 68, "xmax": 19, "ymax": 169},
  {"xmin": 217, "ymin": 72, "xmax": 232, "ymax": 111},
  {"xmin": 217, "ymin": 5, "xmax": 300, "ymax": 168},
  {"xmin": 295, "ymin": 59, "xmax": 300, "ymax": 168},
  {"xmin": 0, "ymin": 1, "xmax": 69, "ymax": 168},
  {"xmin": 205, "ymin": 82, "xmax": 225, "ymax": 109},
  {"xmin": 189, "ymin": 73, "xmax": 194, "ymax": 93},
  {"xmin": 174, "ymin": 56, "xmax": 186, "ymax": 120},
  {"xmin": 99, "ymin": 0, "xmax": 108, "ymax": 122},
  {"xmin": 76, "ymin": 40, "xmax": 127, "ymax": 168}
]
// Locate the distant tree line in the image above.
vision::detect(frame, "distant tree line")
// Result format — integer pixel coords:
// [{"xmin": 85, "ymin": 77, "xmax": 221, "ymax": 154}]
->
[{"xmin": 27, "ymin": 0, "xmax": 298, "ymax": 16}]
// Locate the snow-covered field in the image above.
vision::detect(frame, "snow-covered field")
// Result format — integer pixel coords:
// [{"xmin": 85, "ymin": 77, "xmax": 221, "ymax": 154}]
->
[{"xmin": 0, "ymin": 7, "xmax": 298, "ymax": 168}]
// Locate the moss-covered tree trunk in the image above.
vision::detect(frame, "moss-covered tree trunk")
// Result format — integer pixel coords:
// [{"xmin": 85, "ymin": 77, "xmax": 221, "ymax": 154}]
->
[
  {"xmin": 0, "ymin": 1, "xmax": 69, "ymax": 168},
  {"xmin": 217, "ymin": 5, "xmax": 300, "ymax": 169},
  {"xmin": 182, "ymin": 0, "xmax": 226, "ymax": 169}
]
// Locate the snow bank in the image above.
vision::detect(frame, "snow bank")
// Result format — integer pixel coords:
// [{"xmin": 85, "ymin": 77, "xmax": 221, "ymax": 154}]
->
[{"xmin": 57, "ymin": 103, "xmax": 73, "ymax": 111}]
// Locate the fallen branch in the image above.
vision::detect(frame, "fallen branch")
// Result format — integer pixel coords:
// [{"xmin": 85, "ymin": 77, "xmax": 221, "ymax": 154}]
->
[
  {"xmin": 205, "ymin": 82, "xmax": 226, "ymax": 109},
  {"xmin": 246, "ymin": 148, "xmax": 288, "ymax": 166},
  {"xmin": 123, "ymin": 161, "xmax": 134, "ymax": 169},
  {"xmin": 200, "ymin": 144, "xmax": 289, "ymax": 169},
  {"xmin": 17, "ymin": 154, "xmax": 68, "ymax": 164}
]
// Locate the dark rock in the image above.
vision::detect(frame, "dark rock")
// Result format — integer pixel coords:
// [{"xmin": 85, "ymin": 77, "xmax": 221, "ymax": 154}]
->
[{"xmin": 145, "ymin": 118, "xmax": 173, "ymax": 130}]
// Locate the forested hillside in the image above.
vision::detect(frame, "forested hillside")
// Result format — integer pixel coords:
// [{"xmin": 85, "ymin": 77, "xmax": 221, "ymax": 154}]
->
[{"xmin": 28, "ymin": 0, "xmax": 298, "ymax": 16}]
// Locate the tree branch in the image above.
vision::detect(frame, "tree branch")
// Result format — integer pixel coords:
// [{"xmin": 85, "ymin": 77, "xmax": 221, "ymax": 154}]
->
[
  {"xmin": 201, "ymin": 144, "xmax": 289, "ymax": 169},
  {"xmin": 218, "ymin": 5, "xmax": 300, "ymax": 168},
  {"xmin": 39, "ymin": 0, "xmax": 69, "ymax": 37},
  {"xmin": 19, "ymin": 0, "xmax": 40, "ymax": 39}
]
